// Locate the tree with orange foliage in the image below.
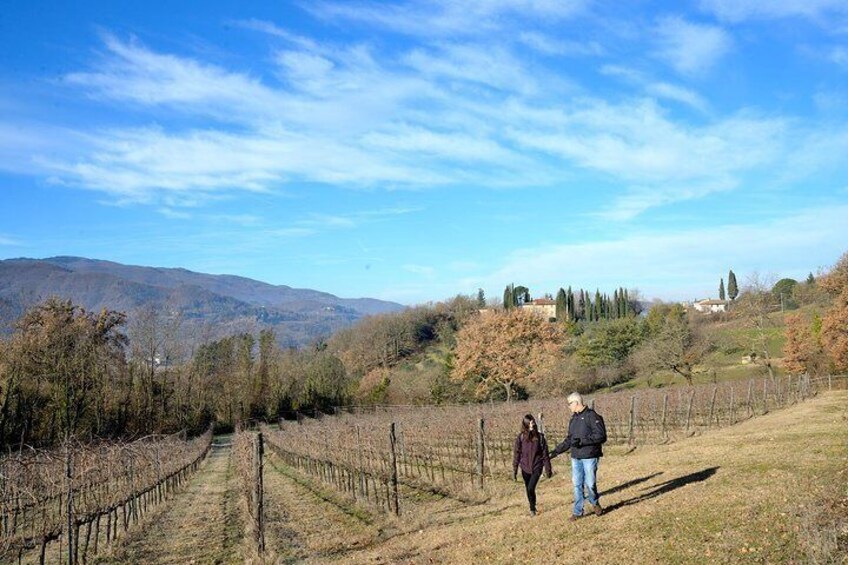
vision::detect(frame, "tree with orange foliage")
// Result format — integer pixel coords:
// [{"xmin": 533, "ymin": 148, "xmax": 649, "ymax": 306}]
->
[
  {"xmin": 783, "ymin": 313, "xmax": 821, "ymax": 375},
  {"xmin": 820, "ymin": 252, "xmax": 848, "ymax": 372},
  {"xmin": 451, "ymin": 309, "xmax": 566, "ymax": 402}
]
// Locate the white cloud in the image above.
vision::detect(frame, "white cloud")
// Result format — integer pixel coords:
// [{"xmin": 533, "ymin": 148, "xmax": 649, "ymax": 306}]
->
[
  {"xmin": 158, "ymin": 207, "xmax": 192, "ymax": 219},
  {"xmin": 654, "ymin": 16, "xmax": 732, "ymax": 75},
  {"xmin": 266, "ymin": 227, "xmax": 316, "ymax": 238},
  {"xmin": 831, "ymin": 47, "xmax": 848, "ymax": 68},
  {"xmin": 506, "ymin": 99, "xmax": 785, "ymax": 184},
  {"xmin": 307, "ymin": 0, "xmax": 589, "ymax": 38},
  {"xmin": 700, "ymin": 0, "xmax": 848, "ymax": 24},
  {"xmin": 481, "ymin": 204, "xmax": 848, "ymax": 301},
  {"xmin": 4, "ymin": 31, "xmax": 842, "ymax": 222},
  {"xmin": 601, "ymin": 65, "xmax": 709, "ymax": 112},
  {"xmin": 234, "ymin": 19, "xmax": 319, "ymax": 51},
  {"xmin": 0, "ymin": 234, "xmax": 23, "ymax": 246},
  {"xmin": 65, "ymin": 34, "xmax": 282, "ymax": 121},
  {"xmin": 404, "ymin": 43, "xmax": 539, "ymax": 94},
  {"xmin": 645, "ymin": 82, "xmax": 709, "ymax": 113},
  {"xmin": 403, "ymin": 264, "xmax": 436, "ymax": 278},
  {"xmin": 518, "ymin": 32, "xmax": 603, "ymax": 56}
]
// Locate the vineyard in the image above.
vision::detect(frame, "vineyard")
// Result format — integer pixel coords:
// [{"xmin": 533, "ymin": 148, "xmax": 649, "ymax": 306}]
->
[
  {"xmin": 0, "ymin": 429, "xmax": 212, "ymax": 564},
  {"xmin": 228, "ymin": 374, "xmax": 842, "ymax": 556},
  {"xmin": 2, "ymin": 375, "xmax": 844, "ymax": 563}
]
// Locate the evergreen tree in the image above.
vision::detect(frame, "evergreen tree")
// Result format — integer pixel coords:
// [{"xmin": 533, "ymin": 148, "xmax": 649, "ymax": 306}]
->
[
  {"xmin": 595, "ymin": 289, "xmax": 603, "ymax": 321},
  {"xmin": 578, "ymin": 289, "xmax": 586, "ymax": 321},
  {"xmin": 503, "ymin": 284, "xmax": 514, "ymax": 310},
  {"xmin": 719, "ymin": 278, "xmax": 726, "ymax": 301},
  {"xmin": 566, "ymin": 286, "xmax": 574, "ymax": 320},
  {"xmin": 806, "ymin": 272, "xmax": 815, "ymax": 285},
  {"xmin": 728, "ymin": 270, "xmax": 739, "ymax": 301},
  {"xmin": 556, "ymin": 288, "xmax": 567, "ymax": 320},
  {"xmin": 477, "ymin": 288, "xmax": 486, "ymax": 308},
  {"xmin": 513, "ymin": 285, "xmax": 530, "ymax": 306}
]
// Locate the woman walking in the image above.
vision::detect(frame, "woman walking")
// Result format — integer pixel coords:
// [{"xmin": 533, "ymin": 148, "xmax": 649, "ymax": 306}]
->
[{"xmin": 513, "ymin": 414, "xmax": 553, "ymax": 516}]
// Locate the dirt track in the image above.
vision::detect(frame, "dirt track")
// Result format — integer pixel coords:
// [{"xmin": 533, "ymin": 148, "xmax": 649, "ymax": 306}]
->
[{"xmin": 93, "ymin": 442, "xmax": 243, "ymax": 565}]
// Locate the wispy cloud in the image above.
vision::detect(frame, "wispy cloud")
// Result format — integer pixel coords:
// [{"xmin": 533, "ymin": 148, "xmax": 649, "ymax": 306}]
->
[
  {"xmin": 653, "ymin": 16, "xmax": 732, "ymax": 75},
  {"xmin": 5, "ymin": 24, "xmax": 845, "ymax": 222},
  {"xmin": 601, "ymin": 65, "xmax": 709, "ymax": 112},
  {"xmin": 480, "ymin": 204, "xmax": 848, "ymax": 300},
  {"xmin": 831, "ymin": 46, "xmax": 848, "ymax": 68},
  {"xmin": 645, "ymin": 82, "xmax": 709, "ymax": 113},
  {"xmin": 403, "ymin": 264, "xmax": 436, "ymax": 278},
  {"xmin": 517, "ymin": 32, "xmax": 603, "ymax": 57},
  {"xmin": 234, "ymin": 19, "xmax": 319, "ymax": 50},
  {"xmin": 700, "ymin": 0, "xmax": 848, "ymax": 24},
  {"xmin": 0, "ymin": 234, "xmax": 23, "ymax": 246},
  {"xmin": 307, "ymin": 0, "xmax": 590, "ymax": 38},
  {"xmin": 505, "ymin": 100, "xmax": 787, "ymax": 217}
]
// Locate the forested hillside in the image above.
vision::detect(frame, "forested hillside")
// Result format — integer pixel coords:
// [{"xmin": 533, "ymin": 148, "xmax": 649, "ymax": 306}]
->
[
  {"xmin": 0, "ymin": 257, "xmax": 404, "ymax": 349},
  {"xmin": 0, "ymin": 253, "xmax": 845, "ymax": 451}
]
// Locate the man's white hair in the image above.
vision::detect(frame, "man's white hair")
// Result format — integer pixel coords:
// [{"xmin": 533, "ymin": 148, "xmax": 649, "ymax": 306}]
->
[{"xmin": 567, "ymin": 392, "xmax": 583, "ymax": 405}]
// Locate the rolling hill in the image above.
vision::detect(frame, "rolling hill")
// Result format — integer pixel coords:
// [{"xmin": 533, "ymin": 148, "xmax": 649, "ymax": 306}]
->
[{"xmin": 0, "ymin": 256, "xmax": 405, "ymax": 348}]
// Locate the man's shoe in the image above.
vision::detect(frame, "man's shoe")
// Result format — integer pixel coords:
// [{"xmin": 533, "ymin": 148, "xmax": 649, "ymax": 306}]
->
[
  {"xmin": 568, "ymin": 514, "xmax": 581, "ymax": 522},
  {"xmin": 530, "ymin": 510, "xmax": 537, "ymax": 516},
  {"xmin": 593, "ymin": 504, "xmax": 604, "ymax": 516}
]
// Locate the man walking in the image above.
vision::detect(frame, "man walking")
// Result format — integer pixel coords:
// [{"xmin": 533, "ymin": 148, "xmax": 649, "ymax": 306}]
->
[{"xmin": 550, "ymin": 392, "xmax": 607, "ymax": 521}]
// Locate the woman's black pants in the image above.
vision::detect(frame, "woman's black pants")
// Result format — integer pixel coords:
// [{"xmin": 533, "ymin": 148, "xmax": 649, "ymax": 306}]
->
[{"xmin": 522, "ymin": 468, "xmax": 542, "ymax": 512}]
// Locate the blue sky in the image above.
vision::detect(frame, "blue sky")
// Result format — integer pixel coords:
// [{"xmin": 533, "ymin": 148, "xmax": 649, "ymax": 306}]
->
[{"xmin": 1, "ymin": 0, "xmax": 847, "ymax": 305}]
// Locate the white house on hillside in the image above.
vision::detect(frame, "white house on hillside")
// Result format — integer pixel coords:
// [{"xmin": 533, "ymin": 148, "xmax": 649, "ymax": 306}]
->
[{"xmin": 692, "ymin": 299, "xmax": 728, "ymax": 313}]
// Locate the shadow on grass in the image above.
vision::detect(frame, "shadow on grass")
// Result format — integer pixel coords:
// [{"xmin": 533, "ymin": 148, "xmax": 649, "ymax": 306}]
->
[
  {"xmin": 601, "ymin": 472, "xmax": 664, "ymax": 497},
  {"xmin": 603, "ymin": 467, "xmax": 719, "ymax": 514}
]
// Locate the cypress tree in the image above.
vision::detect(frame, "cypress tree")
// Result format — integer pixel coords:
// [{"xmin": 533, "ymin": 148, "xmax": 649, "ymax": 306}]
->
[
  {"xmin": 719, "ymin": 278, "xmax": 726, "ymax": 301},
  {"xmin": 503, "ymin": 284, "xmax": 514, "ymax": 310},
  {"xmin": 566, "ymin": 286, "xmax": 574, "ymax": 320},
  {"xmin": 595, "ymin": 289, "xmax": 602, "ymax": 321},
  {"xmin": 556, "ymin": 288, "xmax": 567, "ymax": 321},
  {"xmin": 578, "ymin": 289, "xmax": 585, "ymax": 321},
  {"xmin": 728, "ymin": 270, "xmax": 739, "ymax": 301}
]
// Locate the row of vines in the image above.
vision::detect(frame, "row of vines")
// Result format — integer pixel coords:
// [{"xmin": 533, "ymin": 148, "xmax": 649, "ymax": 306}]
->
[
  {"xmin": 0, "ymin": 429, "xmax": 212, "ymax": 564},
  {"xmin": 252, "ymin": 376, "xmax": 842, "ymax": 521}
]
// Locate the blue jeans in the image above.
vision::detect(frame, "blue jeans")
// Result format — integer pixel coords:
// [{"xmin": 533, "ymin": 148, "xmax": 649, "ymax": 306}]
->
[{"xmin": 571, "ymin": 457, "xmax": 599, "ymax": 516}]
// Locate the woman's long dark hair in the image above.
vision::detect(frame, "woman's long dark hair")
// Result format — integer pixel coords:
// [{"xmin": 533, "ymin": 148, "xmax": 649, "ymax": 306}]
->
[{"xmin": 521, "ymin": 414, "xmax": 539, "ymax": 442}]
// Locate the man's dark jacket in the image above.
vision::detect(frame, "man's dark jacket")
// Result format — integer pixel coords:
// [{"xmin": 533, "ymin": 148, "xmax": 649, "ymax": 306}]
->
[{"xmin": 550, "ymin": 407, "xmax": 607, "ymax": 460}]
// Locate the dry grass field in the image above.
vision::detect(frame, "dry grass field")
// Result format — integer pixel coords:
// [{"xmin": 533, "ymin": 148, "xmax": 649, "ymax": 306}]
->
[{"xmin": 88, "ymin": 391, "xmax": 847, "ymax": 565}]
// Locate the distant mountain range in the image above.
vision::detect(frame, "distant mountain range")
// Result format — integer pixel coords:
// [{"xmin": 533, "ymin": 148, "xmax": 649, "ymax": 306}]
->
[{"xmin": 0, "ymin": 257, "xmax": 405, "ymax": 348}]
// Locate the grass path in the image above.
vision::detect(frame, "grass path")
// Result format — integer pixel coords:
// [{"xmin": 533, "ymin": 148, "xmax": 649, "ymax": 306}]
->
[
  {"xmin": 330, "ymin": 390, "xmax": 848, "ymax": 564},
  {"xmin": 93, "ymin": 440, "xmax": 243, "ymax": 565},
  {"xmin": 260, "ymin": 453, "xmax": 386, "ymax": 563}
]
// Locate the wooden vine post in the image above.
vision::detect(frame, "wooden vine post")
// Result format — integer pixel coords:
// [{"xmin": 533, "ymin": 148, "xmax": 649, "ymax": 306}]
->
[
  {"xmin": 707, "ymin": 386, "xmax": 718, "ymax": 429},
  {"xmin": 684, "ymin": 390, "xmax": 695, "ymax": 434},
  {"xmin": 389, "ymin": 423, "xmax": 400, "ymax": 516},
  {"xmin": 255, "ymin": 432, "xmax": 265, "ymax": 553},
  {"xmin": 65, "ymin": 439, "xmax": 75, "ymax": 565},
  {"xmin": 476, "ymin": 418, "xmax": 485, "ymax": 490}
]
